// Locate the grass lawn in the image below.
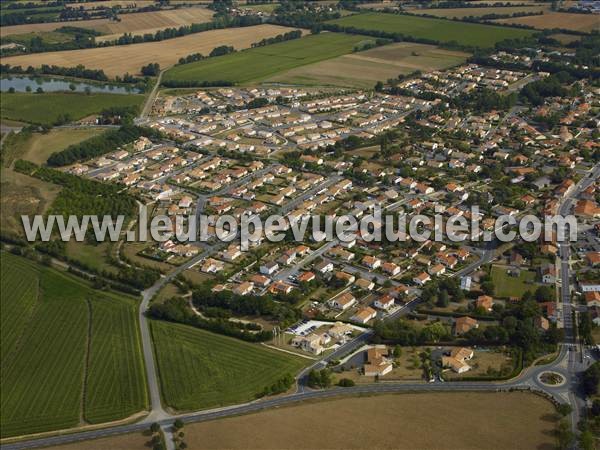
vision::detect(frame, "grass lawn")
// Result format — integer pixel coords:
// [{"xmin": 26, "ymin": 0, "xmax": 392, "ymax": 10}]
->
[
  {"xmin": 163, "ymin": 32, "xmax": 369, "ymax": 84},
  {"xmin": 490, "ymin": 265, "xmax": 537, "ymax": 298},
  {"xmin": 18, "ymin": 128, "xmax": 104, "ymax": 165},
  {"xmin": 150, "ymin": 320, "xmax": 307, "ymax": 412},
  {"xmin": 5, "ymin": 30, "xmax": 75, "ymax": 46},
  {"xmin": 183, "ymin": 392, "xmax": 559, "ymax": 449},
  {"xmin": 0, "ymin": 253, "xmax": 147, "ymax": 437},
  {"xmin": 326, "ymin": 12, "xmax": 536, "ymax": 48},
  {"xmin": 65, "ymin": 240, "xmax": 119, "ymax": 275},
  {"xmin": 0, "ymin": 92, "xmax": 144, "ymax": 126}
]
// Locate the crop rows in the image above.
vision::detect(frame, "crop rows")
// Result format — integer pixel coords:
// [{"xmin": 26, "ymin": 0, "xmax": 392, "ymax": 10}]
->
[
  {"xmin": 0, "ymin": 253, "xmax": 147, "ymax": 437},
  {"xmin": 151, "ymin": 320, "xmax": 306, "ymax": 411}
]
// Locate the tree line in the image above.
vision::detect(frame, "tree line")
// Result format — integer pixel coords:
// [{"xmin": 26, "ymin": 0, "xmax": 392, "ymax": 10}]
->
[
  {"xmin": 46, "ymin": 125, "xmax": 162, "ymax": 166},
  {"xmin": 149, "ymin": 297, "xmax": 275, "ymax": 342}
]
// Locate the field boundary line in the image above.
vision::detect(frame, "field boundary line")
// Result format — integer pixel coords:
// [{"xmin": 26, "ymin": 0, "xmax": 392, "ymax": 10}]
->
[
  {"xmin": 79, "ymin": 298, "xmax": 93, "ymax": 426},
  {"xmin": 260, "ymin": 343, "xmax": 317, "ymax": 360}
]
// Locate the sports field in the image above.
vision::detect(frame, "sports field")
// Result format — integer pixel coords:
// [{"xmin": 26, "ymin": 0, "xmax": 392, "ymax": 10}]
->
[
  {"xmin": 410, "ymin": 5, "xmax": 549, "ymax": 18},
  {"xmin": 150, "ymin": 321, "xmax": 306, "ymax": 412},
  {"xmin": 326, "ymin": 12, "xmax": 536, "ymax": 48},
  {"xmin": 2, "ymin": 25, "xmax": 296, "ymax": 77},
  {"xmin": 0, "ymin": 92, "xmax": 144, "ymax": 125},
  {"xmin": 267, "ymin": 42, "xmax": 469, "ymax": 88},
  {"xmin": 0, "ymin": 253, "xmax": 147, "ymax": 437},
  {"xmin": 163, "ymin": 32, "xmax": 368, "ymax": 85},
  {"xmin": 184, "ymin": 392, "xmax": 558, "ymax": 449},
  {"xmin": 1, "ymin": 7, "xmax": 214, "ymax": 39},
  {"xmin": 494, "ymin": 11, "xmax": 600, "ymax": 32}
]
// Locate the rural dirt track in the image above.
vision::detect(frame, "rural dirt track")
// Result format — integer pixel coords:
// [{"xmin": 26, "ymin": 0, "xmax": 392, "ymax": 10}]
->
[{"xmin": 2, "ymin": 25, "xmax": 297, "ymax": 77}]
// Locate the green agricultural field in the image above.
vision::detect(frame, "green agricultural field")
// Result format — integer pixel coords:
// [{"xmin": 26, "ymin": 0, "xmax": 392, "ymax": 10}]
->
[
  {"xmin": 0, "ymin": 92, "xmax": 144, "ymax": 126},
  {"xmin": 326, "ymin": 12, "xmax": 536, "ymax": 48},
  {"xmin": 150, "ymin": 320, "xmax": 307, "ymax": 411},
  {"xmin": 163, "ymin": 32, "xmax": 369, "ymax": 85},
  {"xmin": 0, "ymin": 253, "xmax": 147, "ymax": 437}
]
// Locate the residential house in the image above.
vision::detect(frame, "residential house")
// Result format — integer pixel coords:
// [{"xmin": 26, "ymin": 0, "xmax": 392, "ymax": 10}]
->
[
  {"xmin": 233, "ymin": 282, "xmax": 254, "ymax": 296},
  {"xmin": 454, "ymin": 316, "xmax": 478, "ymax": 335},
  {"xmin": 351, "ymin": 307, "xmax": 377, "ymax": 324},
  {"xmin": 475, "ymin": 295, "xmax": 494, "ymax": 312},
  {"xmin": 331, "ymin": 292, "xmax": 357, "ymax": 311},
  {"xmin": 413, "ymin": 272, "xmax": 431, "ymax": 286},
  {"xmin": 260, "ymin": 261, "xmax": 279, "ymax": 276},
  {"xmin": 374, "ymin": 294, "xmax": 395, "ymax": 311},
  {"xmin": 364, "ymin": 346, "xmax": 393, "ymax": 377}
]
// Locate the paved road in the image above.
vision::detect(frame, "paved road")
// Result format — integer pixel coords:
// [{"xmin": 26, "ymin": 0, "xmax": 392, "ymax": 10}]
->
[
  {"xmin": 2, "ymin": 343, "xmax": 577, "ymax": 450},
  {"xmin": 139, "ymin": 70, "xmax": 165, "ymax": 120},
  {"xmin": 556, "ymin": 163, "xmax": 600, "ymax": 434}
]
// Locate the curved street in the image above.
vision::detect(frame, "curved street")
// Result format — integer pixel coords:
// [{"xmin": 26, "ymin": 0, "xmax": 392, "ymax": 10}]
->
[{"xmin": 3, "ymin": 162, "xmax": 597, "ymax": 450}]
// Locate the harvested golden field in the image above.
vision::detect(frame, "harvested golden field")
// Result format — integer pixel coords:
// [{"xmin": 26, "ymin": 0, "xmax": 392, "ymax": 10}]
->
[
  {"xmin": 2, "ymin": 24, "xmax": 296, "ymax": 78},
  {"xmin": 1, "ymin": 7, "xmax": 213, "ymax": 39},
  {"xmin": 494, "ymin": 12, "xmax": 599, "ymax": 32},
  {"xmin": 267, "ymin": 42, "xmax": 468, "ymax": 88},
  {"xmin": 185, "ymin": 392, "xmax": 559, "ymax": 450},
  {"xmin": 411, "ymin": 5, "xmax": 549, "ymax": 18}
]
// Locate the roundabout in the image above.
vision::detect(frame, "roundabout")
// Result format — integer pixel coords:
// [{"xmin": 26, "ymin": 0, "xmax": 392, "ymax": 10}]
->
[{"xmin": 537, "ymin": 371, "xmax": 567, "ymax": 388}]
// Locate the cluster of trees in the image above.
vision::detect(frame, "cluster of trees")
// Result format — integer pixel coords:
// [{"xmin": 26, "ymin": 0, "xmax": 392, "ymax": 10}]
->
[
  {"xmin": 149, "ymin": 297, "xmax": 274, "ymax": 342},
  {"xmin": 270, "ymin": 1, "xmax": 341, "ymax": 28},
  {"xmin": 2, "ymin": 26, "xmax": 101, "ymax": 55},
  {"xmin": 47, "ymin": 125, "xmax": 161, "ymax": 166},
  {"xmin": 246, "ymin": 97, "xmax": 270, "ymax": 109},
  {"xmin": 250, "ymin": 29, "xmax": 302, "ymax": 48},
  {"xmin": 141, "ymin": 62, "xmax": 160, "ymax": 76},
  {"xmin": 98, "ymin": 105, "xmax": 139, "ymax": 125},
  {"xmin": 307, "ymin": 369, "xmax": 332, "ymax": 388},
  {"xmin": 256, "ymin": 373, "xmax": 295, "ymax": 398},
  {"xmin": 14, "ymin": 160, "xmax": 137, "ymax": 218},
  {"xmin": 191, "ymin": 284, "xmax": 301, "ymax": 326},
  {"xmin": 579, "ymin": 311, "xmax": 595, "ymax": 346},
  {"xmin": 520, "ymin": 71, "xmax": 576, "ymax": 105},
  {"xmin": 177, "ymin": 52, "xmax": 205, "ymax": 65},
  {"xmin": 375, "ymin": 296, "xmax": 562, "ymax": 363},
  {"xmin": 1, "ymin": 63, "xmax": 109, "ymax": 81},
  {"xmin": 452, "ymin": 88, "xmax": 517, "ymax": 113},
  {"xmin": 1, "ymin": 4, "xmax": 109, "ymax": 26},
  {"xmin": 582, "ymin": 362, "xmax": 600, "ymax": 398},
  {"xmin": 374, "ymin": 318, "xmax": 453, "ymax": 345},
  {"xmin": 209, "ymin": 45, "xmax": 235, "ymax": 57}
]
